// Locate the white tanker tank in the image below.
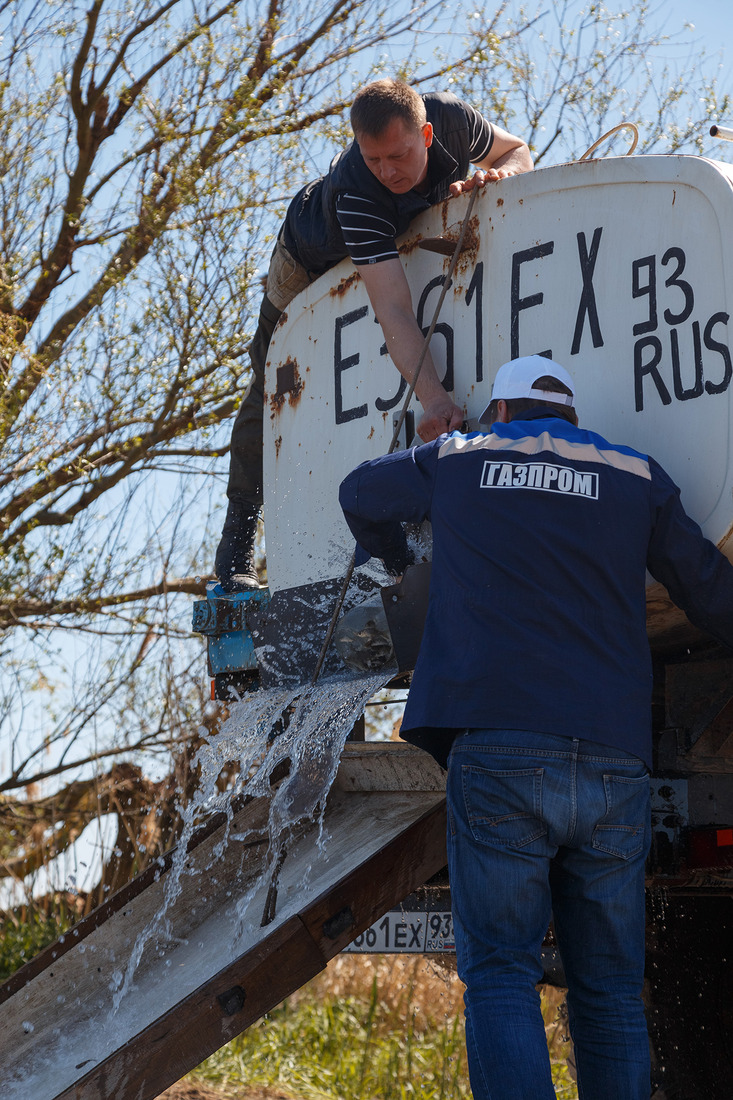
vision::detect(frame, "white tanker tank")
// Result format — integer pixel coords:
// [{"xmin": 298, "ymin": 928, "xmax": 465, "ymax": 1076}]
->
[{"xmin": 258, "ymin": 152, "xmax": 733, "ymax": 681}]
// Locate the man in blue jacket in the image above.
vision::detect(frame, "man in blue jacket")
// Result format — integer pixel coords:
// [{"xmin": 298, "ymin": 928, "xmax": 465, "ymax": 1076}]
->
[
  {"xmin": 339, "ymin": 354, "xmax": 733, "ymax": 1100},
  {"xmin": 215, "ymin": 78, "xmax": 532, "ymax": 589}
]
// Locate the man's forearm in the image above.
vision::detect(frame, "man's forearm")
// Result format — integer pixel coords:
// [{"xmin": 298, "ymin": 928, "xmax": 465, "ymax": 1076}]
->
[
  {"xmin": 491, "ymin": 142, "xmax": 533, "ymax": 176},
  {"xmin": 382, "ymin": 312, "xmax": 444, "ymax": 402},
  {"xmin": 358, "ymin": 257, "xmax": 464, "ymax": 440},
  {"xmin": 379, "ymin": 306, "xmax": 463, "ymax": 438}
]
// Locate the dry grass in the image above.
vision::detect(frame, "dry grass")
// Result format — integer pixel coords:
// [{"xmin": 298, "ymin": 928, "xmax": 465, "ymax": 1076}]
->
[
  {"xmin": 295, "ymin": 954, "xmax": 571, "ymax": 1056},
  {"xmin": 290, "ymin": 954, "xmax": 465, "ymax": 1032},
  {"xmin": 160, "ymin": 954, "xmax": 575, "ymax": 1100},
  {"xmin": 157, "ymin": 1086, "xmax": 297, "ymax": 1100}
]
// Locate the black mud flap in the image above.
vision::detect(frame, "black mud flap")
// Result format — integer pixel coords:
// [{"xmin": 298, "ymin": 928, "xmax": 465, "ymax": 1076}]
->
[
  {"xmin": 252, "ymin": 572, "xmax": 382, "ymax": 687},
  {"xmin": 380, "ymin": 563, "xmax": 432, "ymax": 674}
]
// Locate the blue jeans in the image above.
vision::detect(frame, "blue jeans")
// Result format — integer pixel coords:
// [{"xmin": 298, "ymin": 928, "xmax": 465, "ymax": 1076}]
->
[{"xmin": 447, "ymin": 729, "xmax": 651, "ymax": 1100}]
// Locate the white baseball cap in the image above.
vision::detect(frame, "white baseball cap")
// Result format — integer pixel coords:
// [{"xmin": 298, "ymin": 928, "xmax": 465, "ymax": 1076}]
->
[{"xmin": 478, "ymin": 355, "xmax": 576, "ymax": 423}]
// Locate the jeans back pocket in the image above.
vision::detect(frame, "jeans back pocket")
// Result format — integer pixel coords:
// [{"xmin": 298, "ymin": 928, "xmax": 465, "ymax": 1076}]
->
[
  {"xmin": 592, "ymin": 772, "xmax": 650, "ymax": 860},
  {"xmin": 462, "ymin": 765, "xmax": 546, "ymax": 848}
]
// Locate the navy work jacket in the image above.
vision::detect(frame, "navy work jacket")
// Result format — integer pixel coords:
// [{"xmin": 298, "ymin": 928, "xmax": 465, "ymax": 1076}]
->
[{"xmin": 339, "ymin": 411, "xmax": 733, "ymax": 768}]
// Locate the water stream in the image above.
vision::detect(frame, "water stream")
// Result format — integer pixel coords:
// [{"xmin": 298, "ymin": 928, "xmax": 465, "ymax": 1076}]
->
[
  {"xmin": 5, "ymin": 664, "xmax": 400, "ymax": 1099},
  {"xmin": 112, "ymin": 669, "xmax": 390, "ymax": 1012}
]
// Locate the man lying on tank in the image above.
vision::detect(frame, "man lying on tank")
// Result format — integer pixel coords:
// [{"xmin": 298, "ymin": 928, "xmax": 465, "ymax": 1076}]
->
[
  {"xmin": 338, "ymin": 354, "xmax": 733, "ymax": 1100},
  {"xmin": 215, "ymin": 77, "xmax": 533, "ymax": 590}
]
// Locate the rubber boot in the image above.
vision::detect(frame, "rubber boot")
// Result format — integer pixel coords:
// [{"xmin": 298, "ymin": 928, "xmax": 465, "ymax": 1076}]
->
[{"xmin": 214, "ymin": 500, "xmax": 262, "ymax": 591}]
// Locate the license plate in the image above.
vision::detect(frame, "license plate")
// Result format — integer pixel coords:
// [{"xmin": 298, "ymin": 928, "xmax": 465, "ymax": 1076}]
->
[{"xmin": 344, "ymin": 910, "xmax": 455, "ymax": 953}]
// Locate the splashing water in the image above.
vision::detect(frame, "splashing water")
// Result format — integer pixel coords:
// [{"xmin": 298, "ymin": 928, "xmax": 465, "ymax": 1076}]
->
[{"xmin": 112, "ymin": 670, "xmax": 389, "ymax": 1011}]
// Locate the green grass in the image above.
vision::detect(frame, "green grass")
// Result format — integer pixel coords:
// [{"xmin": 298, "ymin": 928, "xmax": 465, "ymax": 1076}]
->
[
  {"xmin": 0, "ymin": 905, "xmax": 73, "ymax": 983},
  {"xmin": 195, "ymin": 993, "xmax": 469, "ymax": 1099},
  {"xmin": 184, "ymin": 960, "xmax": 578, "ymax": 1100}
]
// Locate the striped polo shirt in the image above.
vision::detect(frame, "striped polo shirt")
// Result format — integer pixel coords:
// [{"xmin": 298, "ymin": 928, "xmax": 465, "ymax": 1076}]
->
[{"xmin": 335, "ymin": 103, "xmax": 493, "ymax": 266}]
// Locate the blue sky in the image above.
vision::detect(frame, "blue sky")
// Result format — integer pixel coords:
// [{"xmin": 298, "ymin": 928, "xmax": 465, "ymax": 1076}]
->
[
  {"xmin": 668, "ymin": 0, "xmax": 732, "ymax": 44},
  {"xmin": 666, "ymin": 0, "xmax": 731, "ymax": 74}
]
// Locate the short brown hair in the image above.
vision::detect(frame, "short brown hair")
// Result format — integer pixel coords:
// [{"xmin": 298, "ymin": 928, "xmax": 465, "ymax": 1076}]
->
[
  {"xmin": 350, "ymin": 79, "xmax": 427, "ymax": 139},
  {"xmin": 485, "ymin": 375, "xmax": 577, "ymax": 426}
]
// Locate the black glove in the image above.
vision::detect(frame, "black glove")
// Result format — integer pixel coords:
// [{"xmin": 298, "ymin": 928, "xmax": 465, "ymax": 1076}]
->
[{"xmin": 382, "ymin": 540, "xmax": 414, "ymax": 578}]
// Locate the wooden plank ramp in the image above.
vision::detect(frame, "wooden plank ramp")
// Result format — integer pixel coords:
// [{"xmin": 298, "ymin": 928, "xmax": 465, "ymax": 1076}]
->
[{"xmin": 0, "ymin": 743, "xmax": 446, "ymax": 1100}]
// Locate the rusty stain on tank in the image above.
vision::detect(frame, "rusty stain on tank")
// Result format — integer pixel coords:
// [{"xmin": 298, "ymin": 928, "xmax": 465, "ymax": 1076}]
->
[
  {"xmin": 329, "ymin": 270, "xmax": 360, "ymax": 297},
  {"xmin": 462, "ymin": 215, "xmax": 480, "ymax": 254},
  {"xmin": 496, "ymin": 197, "xmax": 504, "ymax": 207},
  {"xmin": 417, "ymin": 214, "xmax": 480, "ymax": 277},
  {"xmin": 269, "ymin": 358, "xmax": 304, "ymax": 414},
  {"xmin": 275, "ymin": 435, "xmax": 282, "ymax": 459},
  {"xmin": 398, "ymin": 233, "xmax": 425, "ymax": 256},
  {"xmin": 452, "ymin": 215, "xmax": 480, "ymax": 277}
]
